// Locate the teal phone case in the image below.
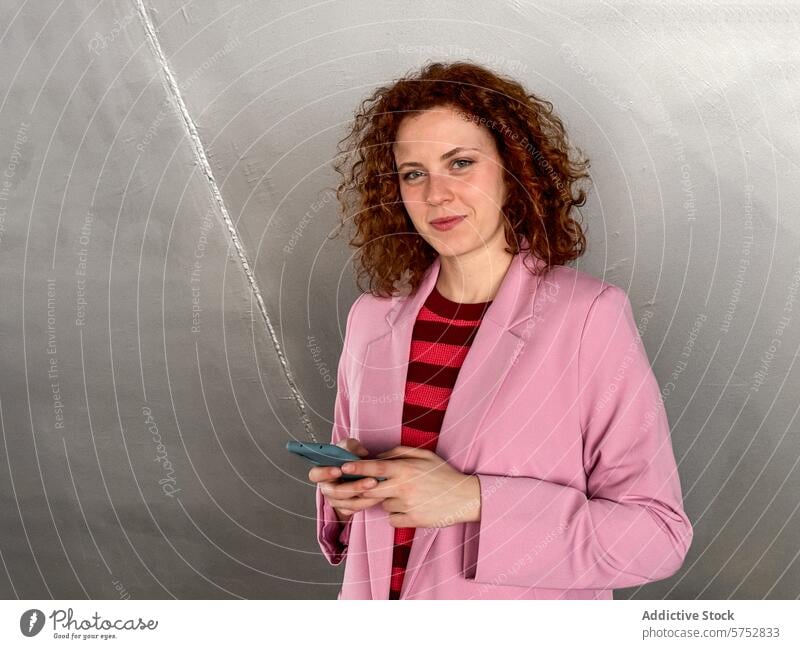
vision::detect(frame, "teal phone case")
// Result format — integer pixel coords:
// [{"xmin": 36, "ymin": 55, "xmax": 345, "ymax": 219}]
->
[{"xmin": 286, "ymin": 441, "xmax": 386, "ymax": 481}]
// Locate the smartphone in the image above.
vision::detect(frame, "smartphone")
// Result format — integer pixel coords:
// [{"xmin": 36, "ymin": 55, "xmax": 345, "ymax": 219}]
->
[{"xmin": 286, "ymin": 441, "xmax": 386, "ymax": 482}]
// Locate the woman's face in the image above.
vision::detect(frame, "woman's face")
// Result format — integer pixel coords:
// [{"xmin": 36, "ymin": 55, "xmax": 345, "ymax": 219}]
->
[{"xmin": 392, "ymin": 105, "xmax": 508, "ymax": 258}]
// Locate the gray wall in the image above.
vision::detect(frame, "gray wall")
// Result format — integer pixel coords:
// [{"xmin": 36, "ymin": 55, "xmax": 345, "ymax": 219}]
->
[{"xmin": 0, "ymin": 0, "xmax": 797, "ymax": 599}]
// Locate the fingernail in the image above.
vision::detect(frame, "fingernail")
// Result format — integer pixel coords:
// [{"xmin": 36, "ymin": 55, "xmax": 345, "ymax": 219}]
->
[{"xmin": 341, "ymin": 463, "xmax": 353, "ymax": 472}]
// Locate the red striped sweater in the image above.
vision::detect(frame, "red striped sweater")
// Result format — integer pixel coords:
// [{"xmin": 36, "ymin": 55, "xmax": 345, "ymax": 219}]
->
[{"xmin": 389, "ymin": 284, "xmax": 492, "ymax": 599}]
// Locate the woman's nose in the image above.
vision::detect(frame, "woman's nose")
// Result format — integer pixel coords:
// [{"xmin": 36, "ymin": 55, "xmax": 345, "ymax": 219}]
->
[{"xmin": 424, "ymin": 172, "xmax": 455, "ymax": 205}]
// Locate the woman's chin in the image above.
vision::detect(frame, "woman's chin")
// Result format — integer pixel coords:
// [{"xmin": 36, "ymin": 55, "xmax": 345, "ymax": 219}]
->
[
  {"xmin": 425, "ymin": 233, "xmax": 473, "ymax": 257},
  {"xmin": 428, "ymin": 235, "xmax": 499, "ymax": 260}
]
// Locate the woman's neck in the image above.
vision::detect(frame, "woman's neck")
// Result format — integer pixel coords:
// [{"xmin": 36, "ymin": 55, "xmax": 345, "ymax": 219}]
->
[{"xmin": 435, "ymin": 246, "xmax": 514, "ymax": 304}]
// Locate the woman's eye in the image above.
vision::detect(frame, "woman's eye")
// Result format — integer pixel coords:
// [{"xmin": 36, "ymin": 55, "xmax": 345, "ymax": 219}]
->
[{"xmin": 401, "ymin": 159, "xmax": 473, "ymax": 182}]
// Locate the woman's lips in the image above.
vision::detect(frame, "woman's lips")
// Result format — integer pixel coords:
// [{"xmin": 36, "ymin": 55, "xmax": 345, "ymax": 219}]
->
[{"xmin": 430, "ymin": 215, "xmax": 465, "ymax": 231}]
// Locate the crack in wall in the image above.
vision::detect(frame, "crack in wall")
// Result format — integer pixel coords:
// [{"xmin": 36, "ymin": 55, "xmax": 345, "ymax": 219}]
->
[{"xmin": 133, "ymin": 0, "xmax": 315, "ymax": 440}]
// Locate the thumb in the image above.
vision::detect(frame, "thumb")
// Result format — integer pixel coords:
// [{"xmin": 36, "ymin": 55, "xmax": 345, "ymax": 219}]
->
[{"xmin": 341, "ymin": 438, "xmax": 369, "ymax": 457}]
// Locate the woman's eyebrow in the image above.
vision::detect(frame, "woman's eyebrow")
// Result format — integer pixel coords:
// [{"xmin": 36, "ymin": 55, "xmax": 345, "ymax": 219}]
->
[{"xmin": 396, "ymin": 146, "xmax": 481, "ymax": 170}]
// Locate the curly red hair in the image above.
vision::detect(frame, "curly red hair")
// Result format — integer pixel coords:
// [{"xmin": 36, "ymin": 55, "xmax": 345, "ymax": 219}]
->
[{"xmin": 332, "ymin": 61, "xmax": 591, "ymax": 297}]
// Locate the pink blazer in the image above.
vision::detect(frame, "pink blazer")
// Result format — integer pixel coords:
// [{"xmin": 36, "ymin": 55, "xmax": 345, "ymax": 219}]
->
[{"xmin": 316, "ymin": 251, "xmax": 693, "ymax": 599}]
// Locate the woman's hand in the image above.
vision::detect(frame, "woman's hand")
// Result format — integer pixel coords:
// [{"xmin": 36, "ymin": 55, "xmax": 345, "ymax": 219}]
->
[
  {"xmin": 308, "ymin": 438, "xmax": 386, "ymax": 522},
  {"xmin": 340, "ymin": 445, "xmax": 481, "ymax": 528}
]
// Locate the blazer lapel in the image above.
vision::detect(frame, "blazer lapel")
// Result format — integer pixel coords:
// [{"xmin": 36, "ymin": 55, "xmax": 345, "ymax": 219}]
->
[
  {"xmin": 362, "ymin": 257, "xmax": 442, "ymax": 599},
  {"xmin": 361, "ymin": 250, "xmax": 547, "ymax": 599}
]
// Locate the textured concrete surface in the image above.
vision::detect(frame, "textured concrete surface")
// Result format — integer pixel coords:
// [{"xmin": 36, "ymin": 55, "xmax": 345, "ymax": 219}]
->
[{"xmin": 0, "ymin": 0, "xmax": 798, "ymax": 599}]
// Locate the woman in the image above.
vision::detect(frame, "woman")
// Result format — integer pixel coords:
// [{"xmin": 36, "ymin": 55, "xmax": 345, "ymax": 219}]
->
[{"xmin": 310, "ymin": 61, "xmax": 693, "ymax": 599}]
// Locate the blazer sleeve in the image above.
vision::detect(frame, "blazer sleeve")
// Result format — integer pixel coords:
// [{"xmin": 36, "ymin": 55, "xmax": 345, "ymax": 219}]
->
[
  {"xmin": 462, "ymin": 285, "xmax": 693, "ymax": 590},
  {"xmin": 315, "ymin": 294, "xmax": 364, "ymax": 566}
]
